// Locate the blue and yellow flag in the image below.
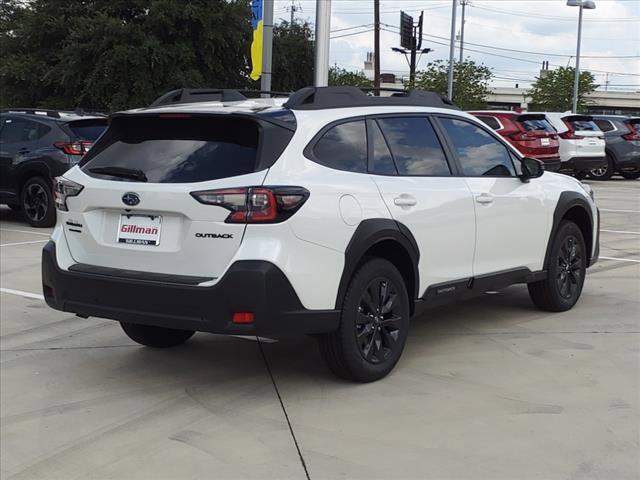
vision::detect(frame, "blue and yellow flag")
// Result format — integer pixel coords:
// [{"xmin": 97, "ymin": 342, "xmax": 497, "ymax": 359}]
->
[{"xmin": 250, "ymin": 0, "xmax": 263, "ymax": 81}]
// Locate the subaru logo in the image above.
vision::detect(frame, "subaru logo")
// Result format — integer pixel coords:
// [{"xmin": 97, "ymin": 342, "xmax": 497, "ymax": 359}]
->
[{"xmin": 122, "ymin": 192, "xmax": 140, "ymax": 206}]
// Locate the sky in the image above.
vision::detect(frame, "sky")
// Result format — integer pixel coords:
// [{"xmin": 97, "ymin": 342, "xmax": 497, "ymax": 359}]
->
[{"xmin": 272, "ymin": 0, "xmax": 640, "ymax": 91}]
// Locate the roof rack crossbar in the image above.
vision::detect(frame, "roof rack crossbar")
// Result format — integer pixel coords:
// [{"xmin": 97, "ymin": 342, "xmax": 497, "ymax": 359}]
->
[
  {"xmin": 149, "ymin": 88, "xmax": 249, "ymax": 107},
  {"xmin": 1, "ymin": 108, "xmax": 62, "ymax": 118},
  {"xmin": 282, "ymin": 86, "xmax": 459, "ymax": 111}
]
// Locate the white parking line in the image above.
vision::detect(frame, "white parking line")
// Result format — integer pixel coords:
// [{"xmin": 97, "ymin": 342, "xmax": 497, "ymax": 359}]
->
[
  {"xmin": 0, "ymin": 288, "xmax": 44, "ymax": 300},
  {"xmin": 600, "ymin": 256, "xmax": 640, "ymax": 264},
  {"xmin": 0, "ymin": 228, "xmax": 51, "ymax": 237},
  {"xmin": 601, "ymin": 229, "xmax": 640, "ymax": 235},
  {"xmin": 600, "ymin": 209, "xmax": 640, "ymax": 213},
  {"xmin": 0, "ymin": 239, "xmax": 49, "ymax": 247}
]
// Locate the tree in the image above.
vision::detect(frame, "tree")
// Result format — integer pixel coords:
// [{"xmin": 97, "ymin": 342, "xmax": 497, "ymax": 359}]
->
[
  {"xmin": 1, "ymin": 0, "xmax": 253, "ymax": 111},
  {"xmin": 329, "ymin": 66, "xmax": 371, "ymax": 88},
  {"xmin": 413, "ymin": 59, "xmax": 492, "ymax": 110},
  {"xmin": 269, "ymin": 20, "xmax": 314, "ymax": 92},
  {"xmin": 529, "ymin": 67, "xmax": 598, "ymax": 112}
]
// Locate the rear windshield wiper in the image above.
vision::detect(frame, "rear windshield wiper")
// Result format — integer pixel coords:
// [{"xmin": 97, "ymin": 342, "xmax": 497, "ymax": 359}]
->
[{"xmin": 89, "ymin": 166, "xmax": 148, "ymax": 182}]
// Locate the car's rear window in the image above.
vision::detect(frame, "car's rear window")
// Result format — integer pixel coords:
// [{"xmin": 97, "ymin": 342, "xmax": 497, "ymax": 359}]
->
[
  {"xmin": 516, "ymin": 115, "xmax": 555, "ymax": 132},
  {"xmin": 565, "ymin": 118, "xmax": 599, "ymax": 132},
  {"xmin": 81, "ymin": 116, "xmax": 266, "ymax": 183},
  {"xmin": 475, "ymin": 115, "xmax": 501, "ymax": 130},
  {"xmin": 66, "ymin": 119, "xmax": 107, "ymax": 141}
]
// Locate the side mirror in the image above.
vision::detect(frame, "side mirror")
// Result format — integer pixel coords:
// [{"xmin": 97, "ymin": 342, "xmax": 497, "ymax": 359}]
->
[{"xmin": 520, "ymin": 157, "xmax": 544, "ymax": 182}]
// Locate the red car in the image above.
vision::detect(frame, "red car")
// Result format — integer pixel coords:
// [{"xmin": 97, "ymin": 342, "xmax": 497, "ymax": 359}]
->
[{"xmin": 470, "ymin": 111, "xmax": 561, "ymax": 171}]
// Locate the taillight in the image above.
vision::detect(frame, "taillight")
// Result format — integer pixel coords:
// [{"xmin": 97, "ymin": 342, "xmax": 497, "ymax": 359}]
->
[
  {"xmin": 622, "ymin": 123, "xmax": 640, "ymax": 141},
  {"xmin": 53, "ymin": 177, "xmax": 84, "ymax": 211},
  {"xmin": 54, "ymin": 140, "xmax": 93, "ymax": 155},
  {"xmin": 560, "ymin": 121, "xmax": 584, "ymax": 140},
  {"xmin": 190, "ymin": 186, "xmax": 309, "ymax": 224},
  {"xmin": 510, "ymin": 132, "xmax": 536, "ymax": 141}
]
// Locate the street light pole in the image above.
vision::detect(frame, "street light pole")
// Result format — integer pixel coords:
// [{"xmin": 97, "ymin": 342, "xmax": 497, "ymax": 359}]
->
[
  {"xmin": 261, "ymin": 0, "xmax": 274, "ymax": 96},
  {"xmin": 315, "ymin": 0, "xmax": 332, "ymax": 87},
  {"xmin": 447, "ymin": 0, "xmax": 457, "ymax": 100},
  {"xmin": 567, "ymin": 0, "xmax": 595, "ymax": 113}
]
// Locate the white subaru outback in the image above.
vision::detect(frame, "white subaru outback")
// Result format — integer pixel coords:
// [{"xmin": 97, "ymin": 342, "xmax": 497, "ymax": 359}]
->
[{"xmin": 43, "ymin": 87, "xmax": 600, "ymax": 382}]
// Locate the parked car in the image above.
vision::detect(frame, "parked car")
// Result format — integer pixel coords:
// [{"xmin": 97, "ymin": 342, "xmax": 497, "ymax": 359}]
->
[
  {"xmin": 530, "ymin": 112, "xmax": 606, "ymax": 178},
  {"xmin": 470, "ymin": 111, "xmax": 561, "ymax": 171},
  {"xmin": 0, "ymin": 109, "xmax": 107, "ymax": 227},
  {"xmin": 590, "ymin": 115, "xmax": 640, "ymax": 180},
  {"xmin": 42, "ymin": 87, "xmax": 599, "ymax": 382}
]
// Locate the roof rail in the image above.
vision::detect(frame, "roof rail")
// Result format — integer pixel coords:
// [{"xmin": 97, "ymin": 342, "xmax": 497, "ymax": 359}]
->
[
  {"xmin": 149, "ymin": 88, "xmax": 248, "ymax": 107},
  {"xmin": 282, "ymin": 86, "xmax": 459, "ymax": 111},
  {"xmin": 1, "ymin": 108, "xmax": 62, "ymax": 118}
]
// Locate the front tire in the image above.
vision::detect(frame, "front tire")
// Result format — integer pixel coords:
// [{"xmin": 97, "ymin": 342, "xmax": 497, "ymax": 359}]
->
[
  {"xmin": 319, "ymin": 258, "xmax": 410, "ymax": 382},
  {"xmin": 21, "ymin": 177, "xmax": 55, "ymax": 227},
  {"xmin": 120, "ymin": 322, "xmax": 195, "ymax": 348},
  {"xmin": 588, "ymin": 155, "xmax": 614, "ymax": 180},
  {"xmin": 528, "ymin": 221, "xmax": 587, "ymax": 312}
]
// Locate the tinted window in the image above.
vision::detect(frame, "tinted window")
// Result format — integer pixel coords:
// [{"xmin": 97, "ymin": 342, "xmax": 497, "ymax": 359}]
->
[
  {"xmin": 369, "ymin": 120, "xmax": 397, "ymax": 175},
  {"xmin": 567, "ymin": 119, "xmax": 599, "ymax": 131},
  {"xmin": 594, "ymin": 119, "xmax": 614, "ymax": 132},
  {"xmin": 313, "ymin": 120, "xmax": 367, "ymax": 173},
  {"xmin": 475, "ymin": 115, "xmax": 501, "ymax": 130},
  {"xmin": 67, "ymin": 120, "xmax": 108, "ymax": 140},
  {"xmin": 0, "ymin": 118, "xmax": 50, "ymax": 143},
  {"xmin": 519, "ymin": 118, "xmax": 555, "ymax": 132},
  {"xmin": 82, "ymin": 116, "xmax": 260, "ymax": 183},
  {"xmin": 377, "ymin": 117, "xmax": 450, "ymax": 176},
  {"xmin": 439, "ymin": 117, "xmax": 516, "ymax": 177}
]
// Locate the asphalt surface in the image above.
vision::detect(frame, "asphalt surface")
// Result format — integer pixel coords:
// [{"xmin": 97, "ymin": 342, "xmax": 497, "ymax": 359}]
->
[{"xmin": 1, "ymin": 179, "xmax": 639, "ymax": 480}]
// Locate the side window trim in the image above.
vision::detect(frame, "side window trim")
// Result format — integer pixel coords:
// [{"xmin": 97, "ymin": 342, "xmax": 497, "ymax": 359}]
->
[
  {"xmin": 303, "ymin": 115, "xmax": 368, "ymax": 173},
  {"xmin": 433, "ymin": 114, "xmax": 521, "ymax": 178},
  {"xmin": 365, "ymin": 113, "xmax": 458, "ymax": 177},
  {"xmin": 365, "ymin": 117, "xmax": 397, "ymax": 175}
]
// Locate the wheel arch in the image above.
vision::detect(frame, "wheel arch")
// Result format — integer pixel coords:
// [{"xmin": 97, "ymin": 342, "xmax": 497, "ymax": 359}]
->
[
  {"xmin": 336, "ymin": 219, "xmax": 420, "ymax": 315},
  {"xmin": 17, "ymin": 162, "xmax": 53, "ymax": 195},
  {"xmin": 545, "ymin": 192, "xmax": 594, "ymax": 268}
]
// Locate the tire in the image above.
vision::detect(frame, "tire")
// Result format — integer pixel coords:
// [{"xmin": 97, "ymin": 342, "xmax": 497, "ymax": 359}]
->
[
  {"xmin": 21, "ymin": 176, "xmax": 55, "ymax": 227},
  {"xmin": 620, "ymin": 171, "xmax": 640, "ymax": 180},
  {"xmin": 318, "ymin": 258, "xmax": 410, "ymax": 382},
  {"xmin": 528, "ymin": 221, "xmax": 587, "ymax": 312},
  {"xmin": 120, "ymin": 322, "xmax": 195, "ymax": 348},
  {"xmin": 588, "ymin": 155, "xmax": 614, "ymax": 180}
]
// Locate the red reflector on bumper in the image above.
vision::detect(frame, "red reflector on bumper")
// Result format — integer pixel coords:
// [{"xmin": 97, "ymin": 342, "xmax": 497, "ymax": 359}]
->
[{"xmin": 232, "ymin": 312, "xmax": 255, "ymax": 324}]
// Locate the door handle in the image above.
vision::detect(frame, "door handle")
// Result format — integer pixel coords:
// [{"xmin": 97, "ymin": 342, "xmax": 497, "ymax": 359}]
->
[
  {"xmin": 475, "ymin": 193, "xmax": 495, "ymax": 204},
  {"xmin": 393, "ymin": 195, "xmax": 417, "ymax": 207}
]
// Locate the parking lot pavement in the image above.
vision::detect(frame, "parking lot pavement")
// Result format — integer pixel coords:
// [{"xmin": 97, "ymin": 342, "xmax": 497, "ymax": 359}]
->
[{"xmin": 1, "ymin": 180, "xmax": 639, "ymax": 480}]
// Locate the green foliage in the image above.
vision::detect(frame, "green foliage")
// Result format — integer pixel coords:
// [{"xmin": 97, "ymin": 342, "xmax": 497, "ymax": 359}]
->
[
  {"xmin": 329, "ymin": 66, "xmax": 371, "ymax": 88},
  {"xmin": 269, "ymin": 20, "xmax": 314, "ymax": 92},
  {"xmin": 413, "ymin": 59, "xmax": 492, "ymax": 110},
  {"xmin": 1, "ymin": 0, "xmax": 253, "ymax": 111},
  {"xmin": 529, "ymin": 67, "xmax": 598, "ymax": 112}
]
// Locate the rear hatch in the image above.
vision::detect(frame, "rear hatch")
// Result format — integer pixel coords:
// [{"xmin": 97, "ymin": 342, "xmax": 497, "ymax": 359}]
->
[
  {"xmin": 560, "ymin": 115, "xmax": 605, "ymax": 155},
  {"xmin": 510, "ymin": 114, "xmax": 559, "ymax": 157},
  {"xmin": 562, "ymin": 115, "xmax": 604, "ymax": 138},
  {"xmin": 60, "ymin": 118, "xmax": 108, "ymax": 156},
  {"xmin": 61, "ymin": 113, "xmax": 294, "ymax": 279}
]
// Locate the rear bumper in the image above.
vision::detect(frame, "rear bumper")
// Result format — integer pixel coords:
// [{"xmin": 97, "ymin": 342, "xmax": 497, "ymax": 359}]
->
[
  {"xmin": 560, "ymin": 156, "xmax": 606, "ymax": 173},
  {"xmin": 42, "ymin": 241, "xmax": 340, "ymax": 336}
]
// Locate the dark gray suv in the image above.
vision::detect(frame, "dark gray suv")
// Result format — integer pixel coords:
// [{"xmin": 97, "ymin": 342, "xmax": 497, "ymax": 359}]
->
[
  {"xmin": 590, "ymin": 115, "xmax": 640, "ymax": 180},
  {"xmin": 0, "ymin": 110, "xmax": 107, "ymax": 226}
]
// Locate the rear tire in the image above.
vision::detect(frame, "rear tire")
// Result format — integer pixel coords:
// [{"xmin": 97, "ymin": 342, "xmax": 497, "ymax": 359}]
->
[
  {"xmin": 319, "ymin": 258, "xmax": 410, "ymax": 382},
  {"xmin": 588, "ymin": 155, "xmax": 614, "ymax": 180},
  {"xmin": 528, "ymin": 221, "xmax": 587, "ymax": 312},
  {"xmin": 120, "ymin": 322, "xmax": 195, "ymax": 348},
  {"xmin": 620, "ymin": 171, "xmax": 640, "ymax": 180},
  {"xmin": 21, "ymin": 177, "xmax": 55, "ymax": 227}
]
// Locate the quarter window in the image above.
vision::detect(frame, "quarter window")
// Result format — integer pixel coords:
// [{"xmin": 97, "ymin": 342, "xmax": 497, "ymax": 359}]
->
[
  {"xmin": 313, "ymin": 120, "xmax": 367, "ymax": 173},
  {"xmin": 376, "ymin": 117, "xmax": 450, "ymax": 176},
  {"xmin": 439, "ymin": 117, "xmax": 516, "ymax": 177}
]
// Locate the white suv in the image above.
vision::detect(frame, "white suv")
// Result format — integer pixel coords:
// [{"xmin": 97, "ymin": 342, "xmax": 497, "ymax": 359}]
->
[
  {"xmin": 531, "ymin": 112, "xmax": 606, "ymax": 177},
  {"xmin": 42, "ymin": 87, "xmax": 600, "ymax": 382}
]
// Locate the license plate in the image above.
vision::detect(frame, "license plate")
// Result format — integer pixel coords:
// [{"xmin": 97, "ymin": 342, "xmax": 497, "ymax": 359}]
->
[
  {"xmin": 540, "ymin": 138, "xmax": 550, "ymax": 146},
  {"xmin": 117, "ymin": 214, "xmax": 162, "ymax": 246}
]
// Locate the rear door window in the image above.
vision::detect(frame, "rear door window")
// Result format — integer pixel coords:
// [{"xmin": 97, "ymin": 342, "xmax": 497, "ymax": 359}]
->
[
  {"xmin": 369, "ymin": 120, "xmax": 397, "ymax": 175},
  {"xmin": 81, "ymin": 116, "xmax": 262, "ymax": 183},
  {"xmin": 312, "ymin": 120, "xmax": 367, "ymax": 173},
  {"xmin": 439, "ymin": 117, "xmax": 516, "ymax": 177},
  {"xmin": 0, "ymin": 118, "xmax": 50, "ymax": 143},
  {"xmin": 376, "ymin": 117, "xmax": 450, "ymax": 176}
]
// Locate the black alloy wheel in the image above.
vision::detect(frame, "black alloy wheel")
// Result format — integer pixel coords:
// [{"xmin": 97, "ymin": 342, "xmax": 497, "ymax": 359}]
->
[
  {"xmin": 556, "ymin": 235, "xmax": 583, "ymax": 300},
  {"xmin": 21, "ymin": 177, "xmax": 55, "ymax": 227}
]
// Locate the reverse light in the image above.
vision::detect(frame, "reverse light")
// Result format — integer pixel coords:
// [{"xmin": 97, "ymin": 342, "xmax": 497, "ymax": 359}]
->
[
  {"xmin": 190, "ymin": 186, "xmax": 309, "ymax": 224},
  {"xmin": 53, "ymin": 177, "xmax": 84, "ymax": 211},
  {"xmin": 54, "ymin": 141, "xmax": 93, "ymax": 156}
]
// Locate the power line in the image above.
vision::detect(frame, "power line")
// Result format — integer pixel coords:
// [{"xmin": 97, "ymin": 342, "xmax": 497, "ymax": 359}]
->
[{"xmin": 469, "ymin": 4, "xmax": 640, "ymax": 22}]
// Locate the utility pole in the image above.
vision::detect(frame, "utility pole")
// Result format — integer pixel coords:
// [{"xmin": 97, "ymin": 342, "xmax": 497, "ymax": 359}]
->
[
  {"xmin": 459, "ymin": 0, "xmax": 467, "ymax": 63},
  {"xmin": 289, "ymin": 0, "xmax": 298, "ymax": 25},
  {"xmin": 314, "ymin": 0, "xmax": 332, "ymax": 87},
  {"xmin": 261, "ymin": 0, "xmax": 274, "ymax": 96},
  {"xmin": 447, "ymin": 0, "xmax": 457, "ymax": 100},
  {"xmin": 409, "ymin": 12, "xmax": 424, "ymax": 87},
  {"xmin": 374, "ymin": 0, "xmax": 381, "ymax": 95}
]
